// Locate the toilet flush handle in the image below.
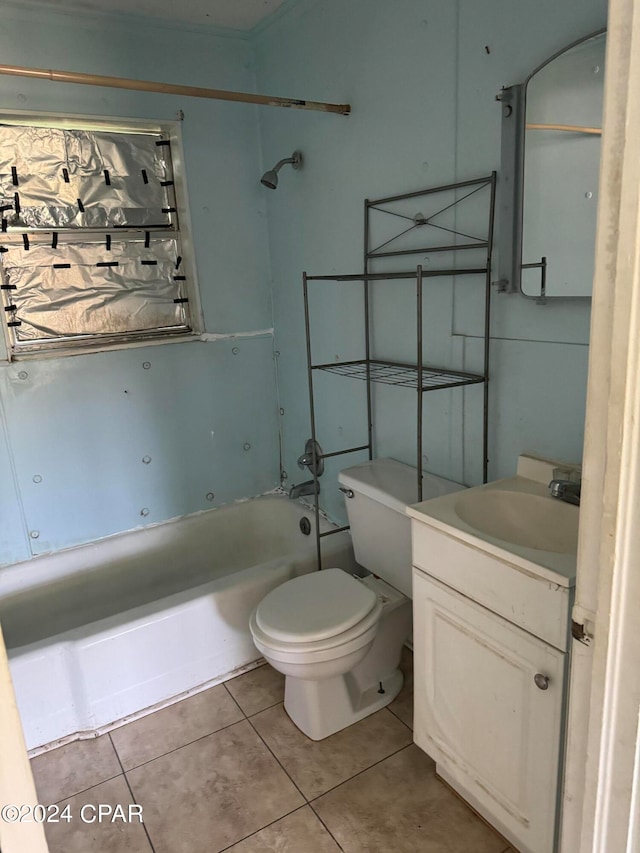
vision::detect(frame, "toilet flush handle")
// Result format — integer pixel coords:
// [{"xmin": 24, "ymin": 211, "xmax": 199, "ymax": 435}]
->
[{"xmin": 339, "ymin": 486, "xmax": 354, "ymax": 499}]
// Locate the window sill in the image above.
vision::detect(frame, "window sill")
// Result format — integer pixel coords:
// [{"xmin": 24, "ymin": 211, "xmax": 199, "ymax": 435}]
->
[{"xmin": 6, "ymin": 330, "xmax": 203, "ymax": 362}]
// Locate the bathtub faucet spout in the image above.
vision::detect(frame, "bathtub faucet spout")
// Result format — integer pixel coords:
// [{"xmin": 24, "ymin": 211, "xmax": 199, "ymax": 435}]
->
[{"xmin": 288, "ymin": 480, "xmax": 320, "ymax": 500}]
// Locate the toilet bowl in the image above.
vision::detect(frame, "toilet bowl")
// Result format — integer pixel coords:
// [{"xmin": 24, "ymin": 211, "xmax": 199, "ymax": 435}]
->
[
  {"xmin": 250, "ymin": 568, "xmax": 411, "ymax": 740},
  {"xmin": 249, "ymin": 458, "xmax": 465, "ymax": 741}
]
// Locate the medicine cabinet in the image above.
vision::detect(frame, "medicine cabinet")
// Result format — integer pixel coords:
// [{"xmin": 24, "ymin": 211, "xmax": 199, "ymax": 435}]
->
[{"xmin": 497, "ymin": 29, "xmax": 606, "ymax": 301}]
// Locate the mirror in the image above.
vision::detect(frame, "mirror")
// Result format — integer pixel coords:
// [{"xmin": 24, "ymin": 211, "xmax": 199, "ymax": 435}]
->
[{"xmin": 497, "ymin": 30, "xmax": 606, "ymax": 301}]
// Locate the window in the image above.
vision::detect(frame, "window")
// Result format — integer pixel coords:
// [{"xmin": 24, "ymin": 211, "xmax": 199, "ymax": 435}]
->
[{"xmin": 0, "ymin": 115, "xmax": 199, "ymax": 357}]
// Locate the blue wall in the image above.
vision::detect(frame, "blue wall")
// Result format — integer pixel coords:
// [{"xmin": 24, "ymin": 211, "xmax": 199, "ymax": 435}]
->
[
  {"xmin": 254, "ymin": 0, "xmax": 607, "ymax": 522},
  {"xmin": 0, "ymin": 4, "xmax": 280, "ymax": 564},
  {"xmin": 0, "ymin": 0, "xmax": 609, "ymax": 565}
]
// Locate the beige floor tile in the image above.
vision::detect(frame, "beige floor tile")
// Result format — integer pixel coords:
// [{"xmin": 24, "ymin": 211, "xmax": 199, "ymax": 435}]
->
[
  {"xmin": 44, "ymin": 775, "xmax": 151, "ymax": 853},
  {"xmin": 313, "ymin": 744, "xmax": 506, "ymax": 853},
  {"xmin": 225, "ymin": 806, "xmax": 341, "ymax": 852},
  {"xmin": 110, "ymin": 683, "xmax": 243, "ymax": 770},
  {"xmin": 251, "ymin": 704, "xmax": 413, "ymax": 800},
  {"xmin": 31, "ymin": 735, "xmax": 121, "ymax": 805},
  {"xmin": 389, "ymin": 645, "xmax": 414, "ymax": 729},
  {"xmin": 225, "ymin": 663, "xmax": 285, "ymax": 716},
  {"xmin": 126, "ymin": 719, "xmax": 304, "ymax": 853}
]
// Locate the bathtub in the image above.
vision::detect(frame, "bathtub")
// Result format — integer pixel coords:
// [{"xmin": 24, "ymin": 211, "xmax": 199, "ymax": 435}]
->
[{"xmin": 0, "ymin": 495, "xmax": 355, "ymax": 751}]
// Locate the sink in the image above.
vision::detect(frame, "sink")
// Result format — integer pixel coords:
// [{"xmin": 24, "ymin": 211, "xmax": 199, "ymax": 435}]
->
[{"xmin": 454, "ymin": 489, "xmax": 579, "ymax": 554}]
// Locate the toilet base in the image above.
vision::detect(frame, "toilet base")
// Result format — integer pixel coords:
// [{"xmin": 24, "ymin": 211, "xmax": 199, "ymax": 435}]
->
[
  {"xmin": 282, "ymin": 586, "xmax": 412, "ymax": 740},
  {"xmin": 284, "ymin": 665, "xmax": 404, "ymax": 740}
]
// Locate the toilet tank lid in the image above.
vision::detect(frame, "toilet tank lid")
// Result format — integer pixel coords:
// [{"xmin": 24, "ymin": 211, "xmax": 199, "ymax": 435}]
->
[
  {"xmin": 338, "ymin": 458, "xmax": 465, "ymax": 514},
  {"xmin": 256, "ymin": 568, "xmax": 378, "ymax": 643}
]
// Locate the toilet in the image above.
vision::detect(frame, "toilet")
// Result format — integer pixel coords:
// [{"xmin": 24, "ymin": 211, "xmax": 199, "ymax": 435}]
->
[{"xmin": 249, "ymin": 457, "xmax": 465, "ymax": 740}]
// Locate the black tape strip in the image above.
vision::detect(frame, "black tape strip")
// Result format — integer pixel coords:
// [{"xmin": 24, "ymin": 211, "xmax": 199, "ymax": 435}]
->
[
  {"xmin": 175, "ymin": 255, "xmax": 182, "ymax": 269},
  {"xmin": 96, "ymin": 261, "xmax": 119, "ymax": 267},
  {"xmin": 144, "ymin": 232, "xmax": 150, "ymax": 248},
  {"xmin": 106, "ymin": 235, "xmax": 111, "ymax": 251},
  {"xmin": 52, "ymin": 232, "xmax": 58, "ymax": 249},
  {"xmin": 104, "ymin": 170, "xmax": 111, "ymax": 186},
  {"xmin": 62, "ymin": 168, "xmax": 70, "ymax": 183},
  {"xmin": 162, "ymin": 207, "xmax": 176, "ymax": 214},
  {"xmin": 0, "ymin": 246, "xmax": 8, "ymax": 254},
  {"xmin": 11, "ymin": 167, "xmax": 18, "ymax": 187},
  {"xmin": 173, "ymin": 275, "xmax": 186, "ymax": 281},
  {"xmin": 0, "ymin": 205, "xmax": 12, "ymax": 213},
  {"xmin": 141, "ymin": 169, "xmax": 149, "ymax": 184},
  {"xmin": 14, "ymin": 193, "xmax": 20, "ymax": 215},
  {"xmin": 173, "ymin": 297, "xmax": 189, "ymax": 304},
  {"xmin": 77, "ymin": 198, "xmax": 85, "ymax": 213},
  {"xmin": 7, "ymin": 320, "xmax": 21, "ymax": 327},
  {"xmin": 0, "ymin": 284, "xmax": 16, "ymax": 289},
  {"xmin": 155, "ymin": 139, "xmax": 171, "ymax": 147},
  {"xmin": 22, "ymin": 234, "xmax": 29, "ymax": 251},
  {"xmin": 160, "ymin": 180, "xmax": 174, "ymax": 187},
  {"xmin": 2, "ymin": 220, "xmax": 7, "ymax": 233},
  {"xmin": 53, "ymin": 263, "xmax": 71, "ymax": 269},
  {"xmin": 141, "ymin": 260, "xmax": 157, "ymax": 266},
  {"xmin": 4, "ymin": 305, "xmax": 16, "ymax": 312}
]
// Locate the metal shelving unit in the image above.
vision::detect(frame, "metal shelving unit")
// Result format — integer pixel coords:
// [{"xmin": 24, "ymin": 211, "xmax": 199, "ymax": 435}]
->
[{"xmin": 303, "ymin": 173, "xmax": 497, "ymax": 569}]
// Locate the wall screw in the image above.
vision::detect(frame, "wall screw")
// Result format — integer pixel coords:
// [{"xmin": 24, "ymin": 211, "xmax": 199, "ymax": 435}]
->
[
  {"xmin": 142, "ymin": 456, "xmax": 152, "ymax": 464},
  {"xmin": 32, "ymin": 474, "xmax": 42, "ymax": 483},
  {"xmin": 243, "ymin": 443, "xmax": 251, "ymax": 451},
  {"xmin": 18, "ymin": 371, "xmax": 28, "ymax": 380},
  {"xmin": 274, "ymin": 350, "xmax": 280, "ymax": 358},
  {"xmin": 142, "ymin": 362, "xmax": 151, "ymax": 370},
  {"xmin": 29, "ymin": 530, "xmax": 39, "ymax": 539},
  {"xmin": 140, "ymin": 507, "xmax": 150, "ymax": 517},
  {"xmin": 206, "ymin": 492, "xmax": 215, "ymax": 501},
  {"xmin": 279, "ymin": 408, "xmax": 285, "ymax": 416},
  {"xmin": 232, "ymin": 347, "xmax": 239, "ymax": 355}
]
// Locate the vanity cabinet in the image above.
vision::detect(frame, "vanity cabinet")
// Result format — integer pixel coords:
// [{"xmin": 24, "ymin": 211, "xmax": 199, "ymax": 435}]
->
[
  {"xmin": 408, "ymin": 461, "xmax": 577, "ymax": 853},
  {"xmin": 413, "ymin": 569, "xmax": 566, "ymax": 853}
]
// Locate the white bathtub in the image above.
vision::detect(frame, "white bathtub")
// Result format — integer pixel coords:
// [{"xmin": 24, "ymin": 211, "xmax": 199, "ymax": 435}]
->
[{"xmin": 0, "ymin": 495, "xmax": 355, "ymax": 751}]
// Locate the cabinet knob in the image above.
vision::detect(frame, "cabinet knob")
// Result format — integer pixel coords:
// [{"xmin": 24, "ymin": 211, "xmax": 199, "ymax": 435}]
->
[{"xmin": 534, "ymin": 673, "xmax": 550, "ymax": 690}]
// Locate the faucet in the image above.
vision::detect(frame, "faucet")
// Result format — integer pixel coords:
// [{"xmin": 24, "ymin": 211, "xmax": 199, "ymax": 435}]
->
[
  {"xmin": 288, "ymin": 480, "xmax": 320, "ymax": 500},
  {"xmin": 549, "ymin": 479, "xmax": 581, "ymax": 506}
]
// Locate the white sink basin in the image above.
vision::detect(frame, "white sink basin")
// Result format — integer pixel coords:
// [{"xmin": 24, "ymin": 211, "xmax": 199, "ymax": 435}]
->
[{"xmin": 454, "ymin": 489, "xmax": 579, "ymax": 554}]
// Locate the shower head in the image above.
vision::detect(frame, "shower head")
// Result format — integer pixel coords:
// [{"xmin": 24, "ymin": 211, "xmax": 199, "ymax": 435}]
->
[{"xmin": 260, "ymin": 151, "xmax": 303, "ymax": 189}]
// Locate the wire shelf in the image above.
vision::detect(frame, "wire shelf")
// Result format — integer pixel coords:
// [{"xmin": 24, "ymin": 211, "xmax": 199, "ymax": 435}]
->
[{"xmin": 314, "ymin": 359, "xmax": 485, "ymax": 391}]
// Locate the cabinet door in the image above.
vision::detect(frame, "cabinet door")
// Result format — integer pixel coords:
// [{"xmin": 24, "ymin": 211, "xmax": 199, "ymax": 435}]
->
[{"xmin": 413, "ymin": 568, "xmax": 566, "ymax": 853}]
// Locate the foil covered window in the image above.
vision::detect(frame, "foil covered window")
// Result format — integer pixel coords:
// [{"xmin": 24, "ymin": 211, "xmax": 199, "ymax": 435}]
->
[{"xmin": 0, "ymin": 121, "xmax": 195, "ymax": 355}]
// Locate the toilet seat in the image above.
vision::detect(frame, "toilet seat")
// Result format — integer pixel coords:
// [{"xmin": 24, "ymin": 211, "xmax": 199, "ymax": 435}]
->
[
  {"xmin": 256, "ymin": 568, "xmax": 378, "ymax": 644},
  {"xmin": 250, "ymin": 569, "xmax": 384, "ymax": 664}
]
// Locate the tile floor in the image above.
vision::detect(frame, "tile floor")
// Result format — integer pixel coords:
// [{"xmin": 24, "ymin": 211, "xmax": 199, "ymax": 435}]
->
[{"xmin": 31, "ymin": 650, "xmax": 515, "ymax": 853}]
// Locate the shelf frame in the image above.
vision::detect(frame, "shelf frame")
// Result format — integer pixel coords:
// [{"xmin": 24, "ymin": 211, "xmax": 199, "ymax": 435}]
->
[{"xmin": 303, "ymin": 173, "xmax": 497, "ymax": 570}]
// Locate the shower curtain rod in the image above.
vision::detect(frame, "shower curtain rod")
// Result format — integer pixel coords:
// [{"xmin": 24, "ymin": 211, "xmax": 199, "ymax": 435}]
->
[{"xmin": 0, "ymin": 63, "xmax": 351, "ymax": 115}]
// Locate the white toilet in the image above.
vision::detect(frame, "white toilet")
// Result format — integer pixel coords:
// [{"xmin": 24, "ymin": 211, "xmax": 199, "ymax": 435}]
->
[{"xmin": 250, "ymin": 457, "xmax": 464, "ymax": 740}]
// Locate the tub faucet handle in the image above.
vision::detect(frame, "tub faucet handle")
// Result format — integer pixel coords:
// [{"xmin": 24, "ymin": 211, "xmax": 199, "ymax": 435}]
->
[{"xmin": 339, "ymin": 486, "xmax": 354, "ymax": 499}]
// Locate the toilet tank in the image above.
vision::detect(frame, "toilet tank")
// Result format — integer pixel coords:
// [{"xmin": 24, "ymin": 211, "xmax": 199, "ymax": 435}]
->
[{"xmin": 338, "ymin": 458, "xmax": 465, "ymax": 598}]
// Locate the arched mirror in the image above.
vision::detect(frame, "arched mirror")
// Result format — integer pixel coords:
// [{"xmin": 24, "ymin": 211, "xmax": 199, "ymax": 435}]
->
[{"xmin": 497, "ymin": 30, "xmax": 606, "ymax": 301}]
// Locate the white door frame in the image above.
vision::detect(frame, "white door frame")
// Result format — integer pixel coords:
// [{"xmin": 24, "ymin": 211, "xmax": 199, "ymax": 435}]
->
[
  {"xmin": 0, "ymin": 625, "xmax": 49, "ymax": 852},
  {"xmin": 561, "ymin": 0, "xmax": 640, "ymax": 850}
]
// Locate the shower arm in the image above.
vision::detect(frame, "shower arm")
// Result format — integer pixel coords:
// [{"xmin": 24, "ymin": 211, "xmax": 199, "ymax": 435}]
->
[
  {"xmin": 272, "ymin": 154, "xmax": 301, "ymax": 175},
  {"xmin": 272, "ymin": 157, "xmax": 295, "ymax": 174}
]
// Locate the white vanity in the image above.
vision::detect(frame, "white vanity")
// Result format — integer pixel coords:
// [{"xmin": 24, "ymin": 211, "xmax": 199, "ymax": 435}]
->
[{"xmin": 408, "ymin": 455, "xmax": 579, "ymax": 853}]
